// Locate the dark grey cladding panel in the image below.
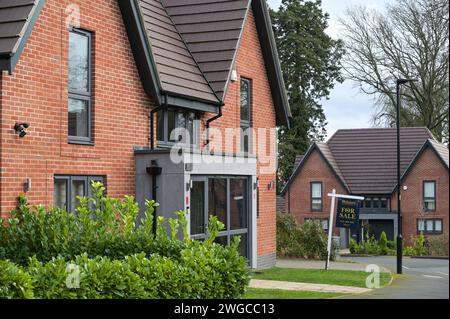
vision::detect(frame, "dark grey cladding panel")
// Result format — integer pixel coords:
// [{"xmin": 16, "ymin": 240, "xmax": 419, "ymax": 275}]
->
[
  {"xmin": 162, "ymin": 0, "xmax": 250, "ymax": 100},
  {"xmin": 138, "ymin": 0, "xmax": 220, "ymax": 104}
]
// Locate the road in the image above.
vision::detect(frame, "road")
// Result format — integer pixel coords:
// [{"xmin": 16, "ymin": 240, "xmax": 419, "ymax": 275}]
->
[{"xmin": 340, "ymin": 256, "xmax": 449, "ymax": 299}]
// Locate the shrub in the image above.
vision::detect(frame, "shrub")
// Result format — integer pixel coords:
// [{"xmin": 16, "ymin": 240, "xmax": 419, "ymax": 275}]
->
[
  {"xmin": 0, "ymin": 260, "xmax": 34, "ymax": 299},
  {"xmin": 276, "ymin": 213, "xmax": 336, "ymax": 260},
  {"xmin": 28, "ymin": 254, "xmax": 149, "ymax": 299},
  {"xmin": 379, "ymin": 231, "xmax": 389, "ymax": 255},
  {"xmin": 413, "ymin": 232, "xmax": 426, "ymax": 256},
  {"xmin": 403, "ymin": 246, "xmax": 414, "ymax": 256},
  {"xmin": 276, "ymin": 212, "xmax": 303, "ymax": 257},
  {"xmin": 298, "ymin": 220, "xmax": 329, "ymax": 260},
  {"xmin": 427, "ymin": 235, "xmax": 449, "ymax": 256},
  {"xmin": 349, "ymin": 238, "xmax": 358, "ymax": 254},
  {"xmin": 0, "ymin": 183, "xmax": 249, "ymax": 299},
  {"xmin": 0, "ymin": 182, "xmax": 177, "ymax": 265}
]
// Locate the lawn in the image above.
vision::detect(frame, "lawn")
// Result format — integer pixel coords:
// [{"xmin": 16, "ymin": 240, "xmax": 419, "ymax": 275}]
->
[
  {"xmin": 244, "ymin": 288, "xmax": 346, "ymax": 299},
  {"xmin": 251, "ymin": 267, "xmax": 392, "ymax": 288}
]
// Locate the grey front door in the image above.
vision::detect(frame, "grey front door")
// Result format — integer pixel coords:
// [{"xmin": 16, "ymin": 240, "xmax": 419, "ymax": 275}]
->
[{"xmin": 190, "ymin": 176, "xmax": 250, "ymax": 259}]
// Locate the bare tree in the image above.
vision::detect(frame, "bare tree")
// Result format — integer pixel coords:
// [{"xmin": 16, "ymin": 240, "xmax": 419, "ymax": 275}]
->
[{"xmin": 340, "ymin": 0, "xmax": 449, "ymax": 143}]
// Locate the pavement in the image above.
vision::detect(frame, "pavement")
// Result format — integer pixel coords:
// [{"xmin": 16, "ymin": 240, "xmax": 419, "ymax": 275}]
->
[
  {"xmin": 340, "ymin": 256, "xmax": 449, "ymax": 299},
  {"xmin": 249, "ymin": 279, "xmax": 371, "ymax": 294}
]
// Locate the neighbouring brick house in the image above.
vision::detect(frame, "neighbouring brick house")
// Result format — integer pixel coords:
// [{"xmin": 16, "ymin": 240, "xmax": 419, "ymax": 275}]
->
[
  {"xmin": 0, "ymin": 0, "xmax": 291, "ymax": 268},
  {"xmin": 280, "ymin": 128, "xmax": 449, "ymax": 247}
]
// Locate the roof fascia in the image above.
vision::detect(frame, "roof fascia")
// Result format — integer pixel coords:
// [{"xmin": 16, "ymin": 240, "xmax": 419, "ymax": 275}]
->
[
  {"xmin": 119, "ymin": 0, "xmax": 163, "ymax": 105},
  {"xmin": 392, "ymin": 140, "xmax": 449, "ymax": 194},
  {"xmin": 280, "ymin": 143, "xmax": 350, "ymax": 195},
  {"xmin": 1, "ymin": 0, "xmax": 46, "ymax": 74},
  {"xmin": 220, "ymin": 0, "xmax": 252, "ymax": 101},
  {"xmin": 252, "ymin": 0, "xmax": 291, "ymax": 127}
]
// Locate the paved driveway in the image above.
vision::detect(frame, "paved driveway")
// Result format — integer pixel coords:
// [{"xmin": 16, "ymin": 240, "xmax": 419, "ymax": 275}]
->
[{"xmin": 340, "ymin": 256, "xmax": 449, "ymax": 299}]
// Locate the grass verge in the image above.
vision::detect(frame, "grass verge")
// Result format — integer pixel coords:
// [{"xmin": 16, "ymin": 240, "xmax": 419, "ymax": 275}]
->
[{"xmin": 251, "ymin": 267, "xmax": 392, "ymax": 288}]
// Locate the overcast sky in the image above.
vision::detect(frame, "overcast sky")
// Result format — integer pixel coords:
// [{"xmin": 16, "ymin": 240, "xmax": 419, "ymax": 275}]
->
[{"xmin": 267, "ymin": 0, "xmax": 388, "ymax": 140}]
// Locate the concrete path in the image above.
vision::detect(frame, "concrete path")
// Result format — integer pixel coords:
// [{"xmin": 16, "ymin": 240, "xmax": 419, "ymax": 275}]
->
[{"xmin": 250, "ymin": 279, "xmax": 371, "ymax": 294}]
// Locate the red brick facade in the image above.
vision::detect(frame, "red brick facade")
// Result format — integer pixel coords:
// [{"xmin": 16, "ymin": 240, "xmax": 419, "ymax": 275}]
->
[
  {"xmin": 284, "ymin": 145, "xmax": 449, "ymax": 245},
  {"xmin": 0, "ymin": 1, "xmax": 277, "ymax": 258},
  {"xmin": 284, "ymin": 149, "xmax": 347, "ymax": 236},
  {"xmin": 392, "ymin": 147, "xmax": 449, "ymax": 245}
]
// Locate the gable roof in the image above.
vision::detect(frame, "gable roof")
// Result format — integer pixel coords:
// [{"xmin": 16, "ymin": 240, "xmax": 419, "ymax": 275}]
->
[
  {"xmin": 281, "ymin": 142, "xmax": 350, "ymax": 195},
  {"xmin": 0, "ymin": 0, "xmax": 45, "ymax": 73},
  {"xmin": 282, "ymin": 127, "xmax": 448, "ymax": 196},
  {"xmin": 399, "ymin": 138, "xmax": 449, "ymax": 189},
  {"xmin": 0, "ymin": 0, "xmax": 290, "ymax": 126},
  {"xmin": 137, "ymin": 0, "xmax": 220, "ymax": 104},
  {"xmin": 119, "ymin": 0, "xmax": 291, "ymax": 125},
  {"xmin": 327, "ymin": 128, "xmax": 435, "ymax": 194},
  {"xmin": 162, "ymin": 0, "xmax": 250, "ymax": 101}
]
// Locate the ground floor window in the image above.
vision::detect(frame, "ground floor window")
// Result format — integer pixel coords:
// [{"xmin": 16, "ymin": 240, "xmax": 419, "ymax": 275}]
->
[
  {"xmin": 54, "ymin": 175, "xmax": 105, "ymax": 212},
  {"xmin": 304, "ymin": 218, "xmax": 329, "ymax": 232},
  {"xmin": 190, "ymin": 176, "xmax": 250, "ymax": 259},
  {"xmin": 417, "ymin": 219, "xmax": 442, "ymax": 235}
]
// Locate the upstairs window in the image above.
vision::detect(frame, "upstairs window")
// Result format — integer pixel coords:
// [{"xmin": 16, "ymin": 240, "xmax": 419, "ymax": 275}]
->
[
  {"xmin": 240, "ymin": 78, "xmax": 252, "ymax": 153},
  {"xmin": 311, "ymin": 182, "xmax": 323, "ymax": 212},
  {"xmin": 68, "ymin": 29, "xmax": 92, "ymax": 144},
  {"xmin": 423, "ymin": 181, "xmax": 436, "ymax": 211},
  {"xmin": 157, "ymin": 109, "xmax": 198, "ymax": 147}
]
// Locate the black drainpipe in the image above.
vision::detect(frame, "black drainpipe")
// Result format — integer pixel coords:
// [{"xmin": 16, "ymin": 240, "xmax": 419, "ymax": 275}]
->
[
  {"xmin": 205, "ymin": 105, "xmax": 223, "ymax": 148},
  {"xmin": 147, "ymin": 160, "xmax": 162, "ymax": 235},
  {"xmin": 146, "ymin": 95, "xmax": 167, "ymax": 234}
]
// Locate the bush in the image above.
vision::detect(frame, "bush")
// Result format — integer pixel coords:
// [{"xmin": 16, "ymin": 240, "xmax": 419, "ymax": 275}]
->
[
  {"xmin": 413, "ymin": 232, "xmax": 426, "ymax": 256},
  {"xmin": 0, "ymin": 260, "xmax": 34, "ymax": 299},
  {"xmin": 0, "ymin": 182, "xmax": 180, "ymax": 265},
  {"xmin": 349, "ymin": 238, "xmax": 358, "ymax": 254},
  {"xmin": 0, "ymin": 182, "xmax": 249, "ymax": 299},
  {"xmin": 403, "ymin": 246, "xmax": 414, "ymax": 256},
  {"xmin": 379, "ymin": 232, "xmax": 389, "ymax": 255},
  {"xmin": 276, "ymin": 213, "xmax": 336, "ymax": 260},
  {"xmin": 276, "ymin": 212, "xmax": 303, "ymax": 257},
  {"xmin": 28, "ymin": 254, "xmax": 149, "ymax": 299},
  {"xmin": 298, "ymin": 220, "xmax": 329, "ymax": 260},
  {"xmin": 427, "ymin": 235, "xmax": 449, "ymax": 256}
]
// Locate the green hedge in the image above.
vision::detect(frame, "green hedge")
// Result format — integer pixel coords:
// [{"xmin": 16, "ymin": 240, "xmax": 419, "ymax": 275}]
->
[
  {"xmin": 0, "ymin": 182, "xmax": 249, "ymax": 299},
  {"xmin": 0, "ymin": 260, "xmax": 34, "ymax": 299},
  {"xmin": 276, "ymin": 212, "xmax": 336, "ymax": 260}
]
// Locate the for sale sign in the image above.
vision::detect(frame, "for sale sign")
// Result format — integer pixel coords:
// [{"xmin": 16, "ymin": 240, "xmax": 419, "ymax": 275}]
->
[{"xmin": 335, "ymin": 198, "xmax": 360, "ymax": 228}]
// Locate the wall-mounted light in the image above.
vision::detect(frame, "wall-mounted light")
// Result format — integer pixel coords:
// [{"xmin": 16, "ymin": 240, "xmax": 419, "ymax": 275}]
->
[
  {"xmin": 24, "ymin": 178, "xmax": 32, "ymax": 193},
  {"xmin": 230, "ymin": 69, "xmax": 238, "ymax": 82},
  {"xmin": 14, "ymin": 123, "xmax": 30, "ymax": 138}
]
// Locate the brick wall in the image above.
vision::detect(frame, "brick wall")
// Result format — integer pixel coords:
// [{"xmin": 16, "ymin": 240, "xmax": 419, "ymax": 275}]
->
[
  {"xmin": 284, "ymin": 149, "xmax": 348, "ymax": 236},
  {"xmin": 0, "ymin": 1, "xmax": 278, "ymax": 259},
  {"xmin": 0, "ymin": 0, "xmax": 153, "ymax": 217},
  {"xmin": 200, "ymin": 10, "xmax": 278, "ymax": 258},
  {"xmin": 392, "ymin": 147, "xmax": 449, "ymax": 245}
]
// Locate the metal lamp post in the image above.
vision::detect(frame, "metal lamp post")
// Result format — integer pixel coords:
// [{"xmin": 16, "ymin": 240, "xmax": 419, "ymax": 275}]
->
[{"xmin": 396, "ymin": 78, "xmax": 417, "ymax": 275}]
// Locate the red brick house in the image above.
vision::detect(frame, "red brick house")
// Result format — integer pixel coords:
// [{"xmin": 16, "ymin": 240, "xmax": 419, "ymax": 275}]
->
[
  {"xmin": 0, "ymin": 0, "xmax": 291, "ymax": 268},
  {"xmin": 280, "ymin": 128, "xmax": 449, "ymax": 247}
]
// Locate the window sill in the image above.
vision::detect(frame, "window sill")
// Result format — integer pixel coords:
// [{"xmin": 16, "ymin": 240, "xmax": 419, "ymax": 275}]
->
[{"xmin": 68, "ymin": 139, "xmax": 95, "ymax": 146}]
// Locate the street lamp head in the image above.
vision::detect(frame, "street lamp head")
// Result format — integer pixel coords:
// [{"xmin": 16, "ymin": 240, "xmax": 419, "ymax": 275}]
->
[{"xmin": 397, "ymin": 78, "xmax": 418, "ymax": 85}]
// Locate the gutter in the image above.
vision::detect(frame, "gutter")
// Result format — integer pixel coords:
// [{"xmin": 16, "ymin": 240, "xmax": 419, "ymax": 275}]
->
[{"xmin": 205, "ymin": 105, "xmax": 223, "ymax": 148}]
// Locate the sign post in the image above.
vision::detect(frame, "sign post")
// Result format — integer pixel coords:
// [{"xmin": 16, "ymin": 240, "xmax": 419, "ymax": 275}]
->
[{"xmin": 325, "ymin": 190, "xmax": 364, "ymax": 270}]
